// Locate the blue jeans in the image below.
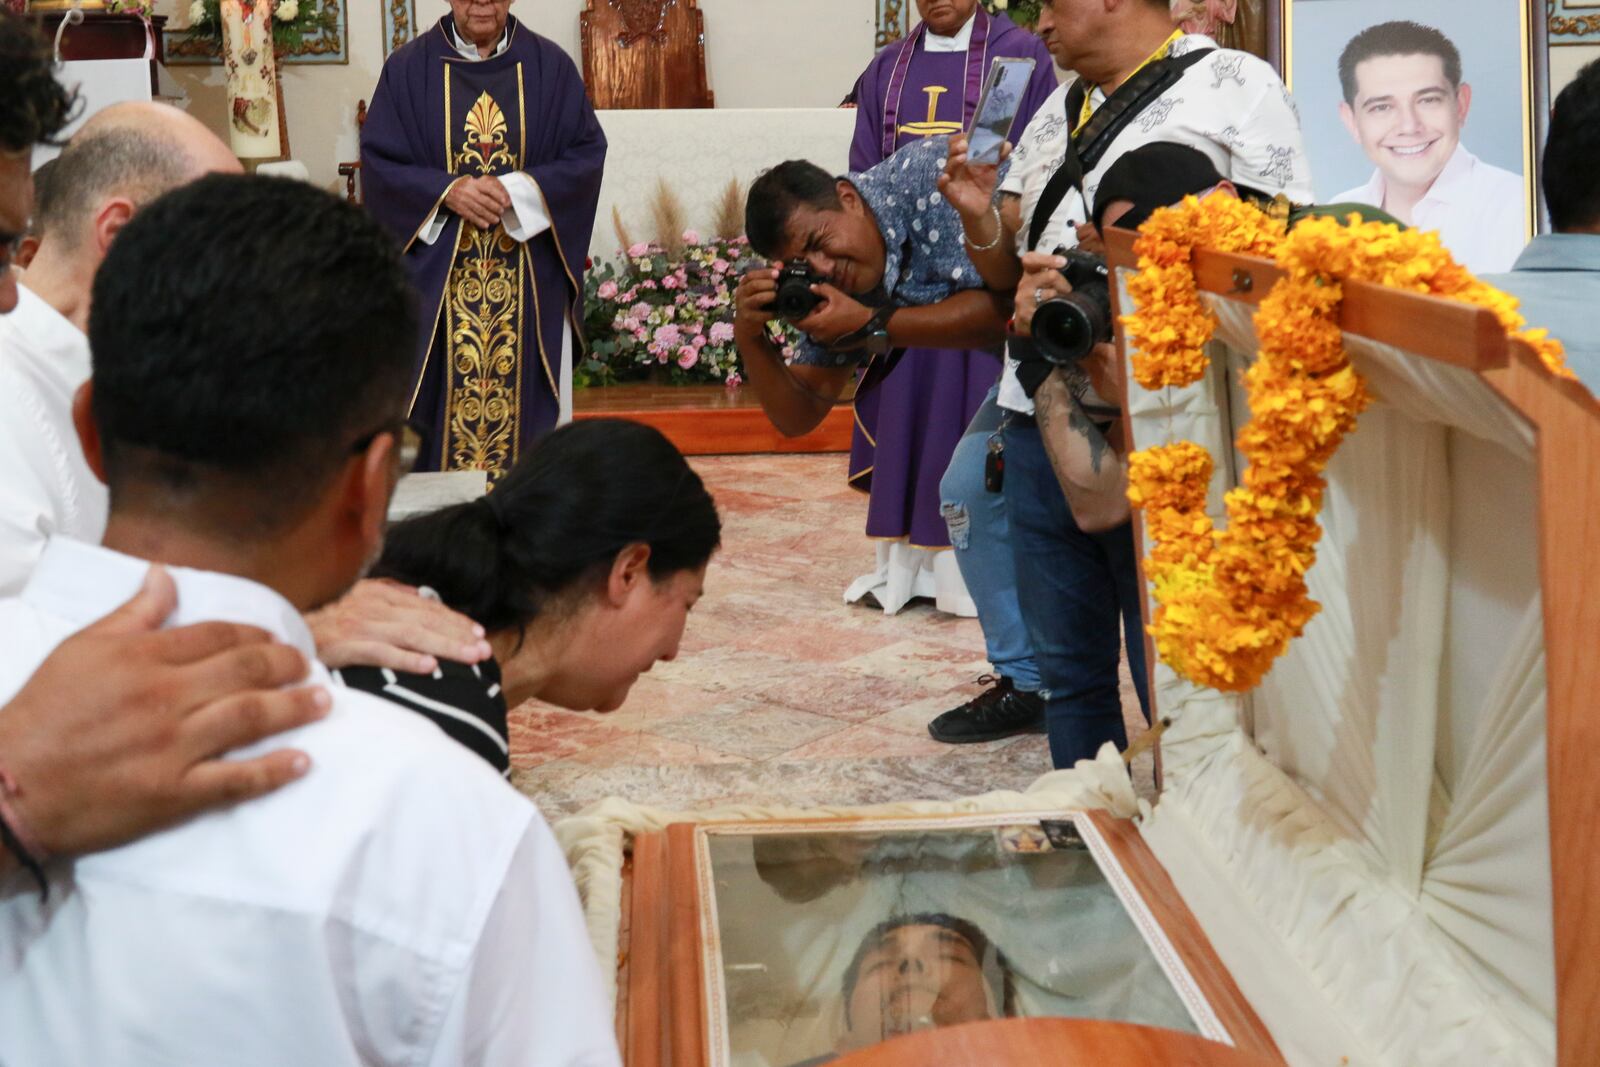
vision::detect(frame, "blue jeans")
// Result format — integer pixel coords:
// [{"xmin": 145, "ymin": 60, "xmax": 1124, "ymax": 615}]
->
[
  {"xmin": 1001, "ymin": 419, "xmax": 1150, "ymax": 769},
  {"xmin": 938, "ymin": 384, "xmax": 1041, "ymax": 693}
]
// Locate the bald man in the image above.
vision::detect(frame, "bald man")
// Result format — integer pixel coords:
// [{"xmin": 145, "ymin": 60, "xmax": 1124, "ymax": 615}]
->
[
  {"xmin": 0, "ymin": 102, "xmax": 240, "ymax": 595},
  {"xmin": 0, "ymin": 102, "xmax": 494, "ymax": 673}
]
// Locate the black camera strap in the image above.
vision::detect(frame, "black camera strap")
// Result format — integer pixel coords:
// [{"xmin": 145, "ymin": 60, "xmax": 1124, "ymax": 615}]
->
[{"xmin": 1025, "ymin": 47, "xmax": 1212, "ymax": 252}]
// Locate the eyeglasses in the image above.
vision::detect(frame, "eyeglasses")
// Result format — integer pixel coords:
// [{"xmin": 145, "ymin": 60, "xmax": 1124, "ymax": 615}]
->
[
  {"xmin": 350, "ymin": 418, "xmax": 424, "ymax": 473},
  {"xmin": 0, "ymin": 231, "xmax": 24, "ymax": 272}
]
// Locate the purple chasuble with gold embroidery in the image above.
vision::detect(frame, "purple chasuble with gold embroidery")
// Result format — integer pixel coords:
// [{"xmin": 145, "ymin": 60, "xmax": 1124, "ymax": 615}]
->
[
  {"xmin": 845, "ymin": 12, "xmax": 1055, "ymax": 548},
  {"xmin": 362, "ymin": 16, "xmax": 605, "ymax": 476}
]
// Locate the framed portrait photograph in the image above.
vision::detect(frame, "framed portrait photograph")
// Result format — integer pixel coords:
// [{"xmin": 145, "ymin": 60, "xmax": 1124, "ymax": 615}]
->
[{"xmin": 1282, "ymin": 0, "xmax": 1546, "ymax": 273}]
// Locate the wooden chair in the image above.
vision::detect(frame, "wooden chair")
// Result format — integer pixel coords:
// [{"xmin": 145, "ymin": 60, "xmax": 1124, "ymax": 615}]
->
[
  {"xmin": 579, "ymin": 0, "xmax": 713, "ymax": 109},
  {"xmin": 336, "ymin": 99, "xmax": 368, "ymax": 204}
]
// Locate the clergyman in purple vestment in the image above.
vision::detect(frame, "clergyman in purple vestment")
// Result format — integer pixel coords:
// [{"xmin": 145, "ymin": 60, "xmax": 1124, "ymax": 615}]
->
[
  {"xmin": 361, "ymin": 14, "xmax": 605, "ymax": 478},
  {"xmin": 842, "ymin": 0, "xmax": 1056, "ymax": 613}
]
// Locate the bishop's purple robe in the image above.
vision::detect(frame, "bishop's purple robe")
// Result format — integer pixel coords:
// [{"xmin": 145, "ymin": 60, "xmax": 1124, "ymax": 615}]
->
[
  {"xmin": 846, "ymin": 12, "xmax": 1056, "ymax": 549},
  {"xmin": 361, "ymin": 16, "xmax": 605, "ymax": 476}
]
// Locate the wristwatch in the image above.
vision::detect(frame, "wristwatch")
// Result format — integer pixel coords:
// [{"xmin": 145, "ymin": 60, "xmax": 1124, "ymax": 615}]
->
[{"xmin": 832, "ymin": 305, "xmax": 897, "ymax": 355}]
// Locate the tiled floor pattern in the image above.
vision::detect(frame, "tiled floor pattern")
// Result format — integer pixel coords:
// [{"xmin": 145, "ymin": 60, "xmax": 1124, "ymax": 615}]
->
[{"xmin": 510, "ymin": 453, "xmax": 1149, "ymax": 818}]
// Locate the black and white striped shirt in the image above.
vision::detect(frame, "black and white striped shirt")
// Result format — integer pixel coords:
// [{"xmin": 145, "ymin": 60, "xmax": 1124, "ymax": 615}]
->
[{"xmin": 335, "ymin": 658, "xmax": 511, "ymax": 776}]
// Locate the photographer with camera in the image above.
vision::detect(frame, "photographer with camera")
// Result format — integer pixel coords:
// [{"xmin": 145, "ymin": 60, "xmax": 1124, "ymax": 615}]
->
[
  {"xmin": 935, "ymin": 0, "xmax": 1312, "ymax": 769},
  {"xmin": 732, "ymin": 137, "xmax": 1010, "ymax": 443}
]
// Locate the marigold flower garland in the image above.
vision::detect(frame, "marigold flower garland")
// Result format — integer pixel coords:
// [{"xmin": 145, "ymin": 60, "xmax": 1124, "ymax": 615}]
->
[{"xmin": 1122, "ymin": 201, "xmax": 1572, "ymax": 693}]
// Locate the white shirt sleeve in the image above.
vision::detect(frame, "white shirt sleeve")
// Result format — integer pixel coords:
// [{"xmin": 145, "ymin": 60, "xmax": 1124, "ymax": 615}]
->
[
  {"xmin": 0, "ymin": 380, "xmax": 67, "ymax": 597},
  {"xmin": 1222, "ymin": 57, "xmax": 1315, "ymax": 203},
  {"xmin": 499, "ymin": 172, "xmax": 551, "ymax": 243},
  {"xmin": 417, "ymin": 207, "xmax": 451, "ymax": 247},
  {"xmin": 416, "ymin": 174, "xmax": 549, "ymax": 246},
  {"xmin": 427, "ymin": 815, "xmax": 621, "ymax": 1067}
]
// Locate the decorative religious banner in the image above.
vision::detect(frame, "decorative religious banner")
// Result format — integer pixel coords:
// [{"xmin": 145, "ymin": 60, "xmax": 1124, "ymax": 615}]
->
[
  {"xmin": 218, "ymin": 0, "xmax": 282, "ymax": 157},
  {"xmin": 380, "ymin": 0, "xmax": 414, "ymax": 57},
  {"xmin": 166, "ymin": 0, "xmax": 346, "ymax": 65}
]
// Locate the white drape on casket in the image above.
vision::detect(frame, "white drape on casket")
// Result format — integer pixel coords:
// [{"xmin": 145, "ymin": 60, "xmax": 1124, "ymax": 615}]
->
[{"xmin": 1122, "ymin": 279, "xmax": 1555, "ymax": 1066}]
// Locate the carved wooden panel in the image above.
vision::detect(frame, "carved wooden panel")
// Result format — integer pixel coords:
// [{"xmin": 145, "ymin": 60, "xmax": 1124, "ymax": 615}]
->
[{"xmin": 580, "ymin": 0, "xmax": 713, "ymax": 110}]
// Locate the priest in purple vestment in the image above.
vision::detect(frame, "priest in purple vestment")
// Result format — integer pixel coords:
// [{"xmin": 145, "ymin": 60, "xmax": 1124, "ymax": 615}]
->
[
  {"xmin": 842, "ymin": 0, "xmax": 1056, "ymax": 614},
  {"xmin": 361, "ymin": 0, "xmax": 605, "ymax": 478}
]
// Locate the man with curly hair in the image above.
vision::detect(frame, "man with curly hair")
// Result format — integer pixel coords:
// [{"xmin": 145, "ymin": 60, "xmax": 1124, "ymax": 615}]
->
[{"xmin": 0, "ymin": 6, "xmax": 73, "ymax": 313}]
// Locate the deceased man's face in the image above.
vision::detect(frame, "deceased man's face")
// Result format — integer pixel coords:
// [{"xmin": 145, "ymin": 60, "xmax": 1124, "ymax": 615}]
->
[
  {"xmin": 1340, "ymin": 52, "xmax": 1470, "ymax": 196},
  {"xmin": 841, "ymin": 923, "xmax": 996, "ymax": 1049}
]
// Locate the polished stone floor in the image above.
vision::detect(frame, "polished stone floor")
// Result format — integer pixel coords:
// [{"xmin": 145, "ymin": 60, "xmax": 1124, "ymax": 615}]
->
[{"xmin": 510, "ymin": 453, "xmax": 1149, "ymax": 818}]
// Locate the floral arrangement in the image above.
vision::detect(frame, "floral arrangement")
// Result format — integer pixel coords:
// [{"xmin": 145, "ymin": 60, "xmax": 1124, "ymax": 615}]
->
[
  {"xmin": 981, "ymin": 0, "xmax": 1045, "ymax": 28},
  {"xmin": 1123, "ymin": 196, "xmax": 1572, "ymax": 693},
  {"xmin": 179, "ymin": 0, "xmax": 337, "ymax": 57},
  {"xmin": 106, "ymin": 0, "xmax": 155, "ymax": 16},
  {"xmin": 580, "ymin": 231, "xmax": 796, "ymax": 389}
]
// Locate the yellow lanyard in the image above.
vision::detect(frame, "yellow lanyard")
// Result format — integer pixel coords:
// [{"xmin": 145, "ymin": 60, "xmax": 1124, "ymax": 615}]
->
[{"xmin": 1074, "ymin": 29, "xmax": 1185, "ymax": 135}]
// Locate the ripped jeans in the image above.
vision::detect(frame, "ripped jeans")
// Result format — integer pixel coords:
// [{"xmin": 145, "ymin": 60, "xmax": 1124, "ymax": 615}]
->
[{"xmin": 937, "ymin": 383, "xmax": 1042, "ymax": 693}]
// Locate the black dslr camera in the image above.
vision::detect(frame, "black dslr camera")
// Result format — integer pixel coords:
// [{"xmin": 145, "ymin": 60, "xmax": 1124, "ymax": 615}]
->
[
  {"xmin": 772, "ymin": 262, "xmax": 829, "ymax": 322},
  {"xmin": 1030, "ymin": 247, "xmax": 1113, "ymax": 365}
]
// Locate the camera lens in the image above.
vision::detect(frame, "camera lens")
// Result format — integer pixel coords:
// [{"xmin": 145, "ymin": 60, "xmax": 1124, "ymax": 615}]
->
[{"xmin": 1032, "ymin": 294, "xmax": 1105, "ymax": 364}]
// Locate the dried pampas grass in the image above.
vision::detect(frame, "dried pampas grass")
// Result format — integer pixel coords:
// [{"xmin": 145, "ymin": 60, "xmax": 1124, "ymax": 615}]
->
[
  {"xmin": 712, "ymin": 177, "xmax": 744, "ymax": 240},
  {"xmin": 649, "ymin": 179, "xmax": 686, "ymax": 257}
]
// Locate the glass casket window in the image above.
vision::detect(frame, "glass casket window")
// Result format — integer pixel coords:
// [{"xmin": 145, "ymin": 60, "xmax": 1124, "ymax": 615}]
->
[{"xmin": 700, "ymin": 820, "xmax": 1204, "ymax": 1066}]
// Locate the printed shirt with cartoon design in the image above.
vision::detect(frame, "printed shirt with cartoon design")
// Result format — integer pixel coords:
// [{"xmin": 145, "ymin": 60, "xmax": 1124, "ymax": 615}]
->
[
  {"xmin": 997, "ymin": 33, "xmax": 1313, "ymax": 413},
  {"xmin": 790, "ymin": 135, "xmax": 1000, "ymax": 367}
]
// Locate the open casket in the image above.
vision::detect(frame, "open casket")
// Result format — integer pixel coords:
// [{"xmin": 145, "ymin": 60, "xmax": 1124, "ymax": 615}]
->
[{"xmin": 610, "ymin": 228, "xmax": 1599, "ymax": 1066}]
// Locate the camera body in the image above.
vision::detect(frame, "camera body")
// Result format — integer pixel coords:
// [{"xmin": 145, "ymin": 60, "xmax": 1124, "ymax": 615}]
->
[
  {"xmin": 772, "ymin": 262, "xmax": 829, "ymax": 321},
  {"xmin": 1030, "ymin": 247, "xmax": 1112, "ymax": 365}
]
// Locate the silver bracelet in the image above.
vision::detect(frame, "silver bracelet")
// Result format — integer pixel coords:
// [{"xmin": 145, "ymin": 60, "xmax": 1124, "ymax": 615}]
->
[{"xmin": 963, "ymin": 203, "xmax": 1004, "ymax": 252}]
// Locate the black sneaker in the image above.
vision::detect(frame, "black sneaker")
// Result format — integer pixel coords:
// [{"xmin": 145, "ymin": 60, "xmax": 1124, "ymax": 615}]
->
[{"xmin": 927, "ymin": 675, "xmax": 1045, "ymax": 744}]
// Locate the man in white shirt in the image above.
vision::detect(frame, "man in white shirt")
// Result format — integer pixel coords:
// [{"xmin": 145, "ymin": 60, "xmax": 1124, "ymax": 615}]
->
[
  {"xmin": 936, "ymin": 0, "xmax": 1311, "ymax": 767},
  {"xmin": 0, "ymin": 5, "xmax": 334, "ymax": 896},
  {"xmin": 0, "ymin": 174, "xmax": 618, "ymax": 1066},
  {"xmin": 0, "ymin": 102, "xmax": 238, "ymax": 596},
  {"xmin": 0, "ymin": 102, "xmax": 497, "ymax": 675},
  {"xmin": 1331, "ymin": 20, "xmax": 1525, "ymax": 274}
]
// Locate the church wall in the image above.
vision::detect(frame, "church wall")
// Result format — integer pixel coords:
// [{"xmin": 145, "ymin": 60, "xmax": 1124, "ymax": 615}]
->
[
  {"xmin": 144, "ymin": 1, "xmax": 1589, "ymax": 239},
  {"xmin": 151, "ymin": 0, "xmax": 877, "ymax": 195}
]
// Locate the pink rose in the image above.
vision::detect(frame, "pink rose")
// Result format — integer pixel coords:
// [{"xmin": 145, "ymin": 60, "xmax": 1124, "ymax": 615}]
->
[
  {"xmin": 627, "ymin": 242, "xmax": 651, "ymax": 257},
  {"xmin": 633, "ymin": 328, "xmax": 648, "ymax": 342},
  {"xmin": 711, "ymin": 258, "xmax": 729, "ymax": 273},
  {"xmin": 640, "ymin": 279, "xmax": 657, "ymax": 290},
  {"xmin": 597, "ymin": 280, "xmax": 618, "ymax": 300},
  {"xmin": 682, "ymin": 229, "xmax": 701, "ymax": 245},
  {"xmin": 662, "ymin": 275, "xmax": 679, "ymax": 290},
  {"xmin": 676, "ymin": 346, "xmax": 699, "ymax": 369},
  {"xmin": 726, "ymin": 371, "xmax": 743, "ymax": 388},
  {"xmin": 709, "ymin": 321, "xmax": 735, "ymax": 344}
]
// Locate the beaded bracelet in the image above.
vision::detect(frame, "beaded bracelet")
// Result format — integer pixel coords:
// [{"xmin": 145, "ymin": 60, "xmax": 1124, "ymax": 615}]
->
[
  {"xmin": 0, "ymin": 767, "xmax": 49, "ymax": 900},
  {"xmin": 963, "ymin": 203, "xmax": 1005, "ymax": 253}
]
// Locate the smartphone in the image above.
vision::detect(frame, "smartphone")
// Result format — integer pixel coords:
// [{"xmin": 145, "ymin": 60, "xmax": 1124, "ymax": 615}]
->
[{"xmin": 966, "ymin": 56, "xmax": 1036, "ymax": 165}]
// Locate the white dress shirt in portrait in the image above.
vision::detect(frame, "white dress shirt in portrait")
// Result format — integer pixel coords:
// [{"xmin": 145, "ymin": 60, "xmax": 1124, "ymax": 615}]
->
[
  {"xmin": 0, "ymin": 539, "xmax": 620, "ymax": 1067},
  {"xmin": 996, "ymin": 35, "xmax": 1313, "ymax": 413},
  {"xmin": 0, "ymin": 284, "xmax": 108, "ymax": 596},
  {"xmin": 1333, "ymin": 143, "xmax": 1526, "ymax": 274}
]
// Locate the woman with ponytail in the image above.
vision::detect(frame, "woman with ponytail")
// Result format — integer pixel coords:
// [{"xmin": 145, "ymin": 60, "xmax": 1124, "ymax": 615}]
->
[{"xmin": 337, "ymin": 419, "xmax": 722, "ymax": 773}]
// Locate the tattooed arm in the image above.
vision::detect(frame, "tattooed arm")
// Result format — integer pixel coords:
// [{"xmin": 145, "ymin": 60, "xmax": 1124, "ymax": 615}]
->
[{"xmin": 1033, "ymin": 355, "xmax": 1131, "ymax": 534}]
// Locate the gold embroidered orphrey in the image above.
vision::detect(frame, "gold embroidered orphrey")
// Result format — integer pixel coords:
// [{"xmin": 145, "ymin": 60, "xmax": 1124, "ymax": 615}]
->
[{"xmin": 444, "ymin": 87, "xmax": 522, "ymax": 477}]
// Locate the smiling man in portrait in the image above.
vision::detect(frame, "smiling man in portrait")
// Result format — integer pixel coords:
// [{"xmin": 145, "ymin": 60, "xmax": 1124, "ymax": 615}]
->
[{"xmin": 1332, "ymin": 19, "xmax": 1525, "ymax": 272}]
